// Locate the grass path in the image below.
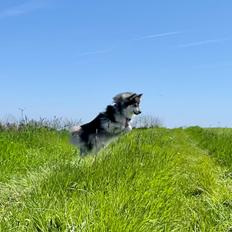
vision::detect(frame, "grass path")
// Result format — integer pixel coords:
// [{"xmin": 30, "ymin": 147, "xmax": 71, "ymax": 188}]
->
[{"xmin": 0, "ymin": 128, "xmax": 232, "ymax": 231}]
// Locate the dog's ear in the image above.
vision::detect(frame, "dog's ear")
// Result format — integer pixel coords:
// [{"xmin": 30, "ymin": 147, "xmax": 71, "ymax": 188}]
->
[
  {"xmin": 113, "ymin": 94, "xmax": 122, "ymax": 103},
  {"xmin": 127, "ymin": 93, "xmax": 137, "ymax": 100},
  {"xmin": 113, "ymin": 92, "xmax": 135, "ymax": 103},
  {"xmin": 134, "ymin": 93, "xmax": 143, "ymax": 104}
]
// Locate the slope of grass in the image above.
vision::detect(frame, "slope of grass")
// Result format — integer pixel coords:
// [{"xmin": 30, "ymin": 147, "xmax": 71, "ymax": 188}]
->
[{"xmin": 0, "ymin": 126, "xmax": 232, "ymax": 231}]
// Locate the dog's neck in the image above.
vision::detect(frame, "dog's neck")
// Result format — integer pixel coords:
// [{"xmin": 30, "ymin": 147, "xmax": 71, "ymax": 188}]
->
[
  {"xmin": 115, "ymin": 103, "xmax": 133, "ymax": 118},
  {"xmin": 113, "ymin": 104, "xmax": 133, "ymax": 127}
]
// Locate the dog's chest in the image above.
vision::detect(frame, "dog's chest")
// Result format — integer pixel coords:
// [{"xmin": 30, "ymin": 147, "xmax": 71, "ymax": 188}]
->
[
  {"xmin": 108, "ymin": 121, "xmax": 125, "ymax": 133},
  {"xmin": 105, "ymin": 116, "xmax": 128, "ymax": 134}
]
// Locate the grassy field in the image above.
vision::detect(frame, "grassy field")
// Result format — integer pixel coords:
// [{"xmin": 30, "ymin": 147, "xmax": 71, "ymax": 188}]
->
[{"xmin": 0, "ymin": 125, "xmax": 232, "ymax": 231}]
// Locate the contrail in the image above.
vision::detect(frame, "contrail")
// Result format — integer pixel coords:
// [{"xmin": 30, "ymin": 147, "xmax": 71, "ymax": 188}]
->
[
  {"xmin": 178, "ymin": 38, "xmax": 230, "ymax": 48},
  {"xmin": 135, "ymin": 31, "xmax": 182, "ymax": 41},
  {"xmin": 78, "ymin": 49, "xmax": 112, "ymax": 57}
]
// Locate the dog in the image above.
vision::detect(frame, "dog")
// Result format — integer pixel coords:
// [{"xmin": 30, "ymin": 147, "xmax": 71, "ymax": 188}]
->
[{"xmin": 71, "ymin": 92, "xmax": 142, "ymax": 155}]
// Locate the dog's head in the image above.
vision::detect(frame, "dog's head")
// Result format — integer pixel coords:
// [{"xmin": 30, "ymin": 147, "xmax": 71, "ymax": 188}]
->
[{"xmin": 113, "ymin": 92, "xmax": 143, "ymax": 118}]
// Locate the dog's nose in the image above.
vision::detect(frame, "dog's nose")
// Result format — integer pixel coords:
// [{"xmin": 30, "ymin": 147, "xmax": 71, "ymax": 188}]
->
[{"xmin": 134, "ymin": 110, "xmax": 142, "ymax": 115}]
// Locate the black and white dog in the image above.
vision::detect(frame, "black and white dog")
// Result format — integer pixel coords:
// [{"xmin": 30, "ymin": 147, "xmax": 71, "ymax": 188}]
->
[{"xmin": 71, "ymin": 92, "xmax": 142, "ymax": 155}]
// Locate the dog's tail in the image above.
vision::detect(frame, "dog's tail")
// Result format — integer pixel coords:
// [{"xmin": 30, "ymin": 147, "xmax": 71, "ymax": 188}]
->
[
  {"xmin": 70, "ymin": 125, "xmax": 82, "ymax": 149},
  {"xmin": 70, "ymin": 125, "xmax": 82, "ymax": 134}
]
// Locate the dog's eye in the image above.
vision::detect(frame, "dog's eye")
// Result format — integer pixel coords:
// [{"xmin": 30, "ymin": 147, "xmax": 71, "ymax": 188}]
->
[{"xmin": 133, "ymin": 103, "xmax": 138, "ymax": 107}]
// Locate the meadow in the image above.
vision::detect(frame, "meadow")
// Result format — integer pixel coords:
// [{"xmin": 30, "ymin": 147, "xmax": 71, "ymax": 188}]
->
[{"xmin": 0, "ymin": 123, "xmax": 232, "ymax": 231}]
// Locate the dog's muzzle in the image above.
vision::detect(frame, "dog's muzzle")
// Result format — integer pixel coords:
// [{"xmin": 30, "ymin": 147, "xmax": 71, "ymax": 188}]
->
[{"xmin": 134, "ymin": 110, "xmax": 141, "ymax": 115}]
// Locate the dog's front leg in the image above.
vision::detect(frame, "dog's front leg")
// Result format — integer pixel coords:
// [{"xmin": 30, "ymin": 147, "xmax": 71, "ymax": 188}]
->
[{"xmin": 125, "ymin": 124, "xmax": 132, "ymax": 131}]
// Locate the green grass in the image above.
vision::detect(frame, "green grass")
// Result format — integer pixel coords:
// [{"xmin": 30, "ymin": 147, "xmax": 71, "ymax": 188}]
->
[
  {"xmin": 0, "ymin": 126, "xmax": 232, "ymax": 231},
  {"xmin": 187, "ymin": 127, "xmax": 232, "ymax": 171}
]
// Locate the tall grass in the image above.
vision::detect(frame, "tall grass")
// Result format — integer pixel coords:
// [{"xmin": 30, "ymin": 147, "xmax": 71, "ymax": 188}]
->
[
  {"xmin": 0, "ymin": 122, "xmax": 75, "ymax": 183},
  {"xmin": 0, "ymin": 125, "xmax": 232, "ymax": 231}
]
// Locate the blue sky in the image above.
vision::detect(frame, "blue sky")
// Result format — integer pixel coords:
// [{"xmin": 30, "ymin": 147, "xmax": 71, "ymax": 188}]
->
[{"xmin": 0, "ymin": 0, "xmax": 232, "ymax": 127}]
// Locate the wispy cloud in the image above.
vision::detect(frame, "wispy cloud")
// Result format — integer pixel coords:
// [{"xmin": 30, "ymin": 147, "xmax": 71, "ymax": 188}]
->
[
  {"xmin": 77, "ymin": 31, "xmax": 182, "ymax": 57},
  {"xmin": 0, "ymin": 0, "xmax": 48, "ymax": 18},
  {"xmin": 134, "ymin": 31, "xmax": 182, "ymax": 41},
  {"xmin": 78, "ymin": 49, "xmax": 113, "ymax": 57},
  {"xmin": 178, "ymin": 38, "xmax": 230, "ymax": 48}
]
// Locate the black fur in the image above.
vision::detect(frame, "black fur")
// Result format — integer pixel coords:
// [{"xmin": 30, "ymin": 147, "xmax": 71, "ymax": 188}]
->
[{"xmin": 76, "ymin": 105, "xmax": 119, "ymax": 151}]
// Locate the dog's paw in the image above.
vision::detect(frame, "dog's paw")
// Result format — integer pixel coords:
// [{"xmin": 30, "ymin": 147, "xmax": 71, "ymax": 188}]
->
[{"xmin": 125, "ymin": 125, "xmax": 132, "ymax": 131}]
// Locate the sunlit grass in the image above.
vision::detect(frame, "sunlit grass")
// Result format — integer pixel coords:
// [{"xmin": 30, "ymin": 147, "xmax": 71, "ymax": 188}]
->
[{"xmin": 0, "ymin": 125, "xmax": 232, "ymax": 231}]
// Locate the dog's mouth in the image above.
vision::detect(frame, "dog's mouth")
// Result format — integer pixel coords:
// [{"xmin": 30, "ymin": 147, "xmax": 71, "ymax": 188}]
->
[{"xmin": 134, "ymin": 110, "xmax": 141, "ymax": 115}]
